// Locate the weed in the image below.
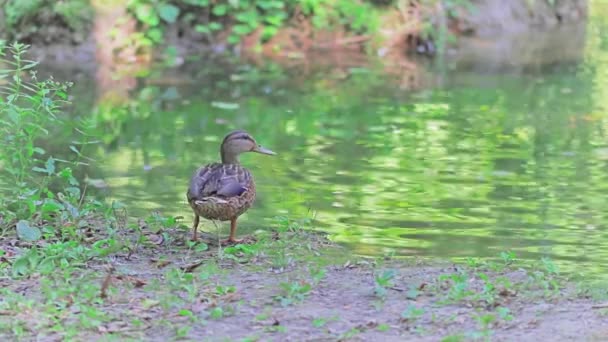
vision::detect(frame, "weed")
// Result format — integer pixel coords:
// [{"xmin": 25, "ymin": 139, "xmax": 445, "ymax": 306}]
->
[
  {"xmin": 275, "ymin": 280, "xmax": 312, "ymax": 306},
  {"xmin": 471, "ymin": 312, "xmax": 496, "ymax": 341},
  {"xmin": 496, "ymin": 307, "xmax": 514, "ymax": 321},
  {"xmin": 223, "ymin": 243, "xmax": 259, "ymax": 262},
  {"xmin": 309, "ymin": 265, "xmax": 326, "ymax": 285},
  {"xmin": 312, "ymin": 318, "xmax": 328, "ymax": 328},
  {"xmin": 312, "ymin": 315, "xmax": 338, "ymax": 328},
  {"xmin": 476, "ymin": 272, "xmax": 497, "ymax": 305},
  {"xmin": 339, "ymin": 327, "xmax": 361, "ymax": 339},
  {"xmin": 175, "ymin": 325, "xmax": 192, "ymax": 338},
  {"xmin": 465, "ymin": 257, "xmax": 485, "ymax": 269},
  {"xmin": 406, "ymin": 283, "xmax": 422, "ymax": 299},
  {"xmin": 209, "ymin": 306, "xmax": 224, "ymax": 319},
  {"xmin": 499, "ymin": 251, "xmax": 517, "ymax": 266},
  {"xmin": 374, "ymin": 269, "xmax": 397, "ymax": 299},
  {"xmin": 376, "ymin": 323, "xmax": 390, "ymax": 332},
  {"xmin": 401, "ymin": 304, "xmax": 425, "ymax": 322},
  {"xmin": 438, "ymin": 271, "xmax": 473, "ymax": 303},
  {"xmin": 520, "ymin": 257, "xmax": 562, "ymax": 298},
  {"xmin": 441, "ymin": 333, "xmax": 465, "ymax": 342}
]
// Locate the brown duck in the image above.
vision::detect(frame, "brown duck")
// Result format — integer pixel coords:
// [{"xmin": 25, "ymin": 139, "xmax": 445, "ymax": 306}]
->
[{"xmin": 187, "ymin": 130, "xmax": 276, "ymax": 243}]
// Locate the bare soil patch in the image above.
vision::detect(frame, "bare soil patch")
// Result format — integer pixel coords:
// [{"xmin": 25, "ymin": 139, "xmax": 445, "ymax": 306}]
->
[{"xmin": 1, "ymin": 225, "xmax": 607, "ymax": 342}]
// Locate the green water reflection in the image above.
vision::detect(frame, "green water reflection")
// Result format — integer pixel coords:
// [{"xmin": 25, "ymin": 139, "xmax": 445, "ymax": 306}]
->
[{"xmin": 40, "ymin": 11, "xmax": 608, "ymax": 278}]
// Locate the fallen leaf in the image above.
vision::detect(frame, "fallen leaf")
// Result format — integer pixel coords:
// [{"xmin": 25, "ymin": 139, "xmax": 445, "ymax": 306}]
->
[
  {"xmin": 116, "ymin": 275, "xmax": 147, "ymax": 288},
  {"xmin": 142, "ymin": 299, "xmax": 160, "ymax": 309},
  {"xmin": 154, "ymin": 260, "xmax": 171, "ymax": 268},
  {"xmin": 181, "ymin": 260, "xmax": 205, "ymax": 273},
  {"xmin": 16, "ymin": 220, "xmax": 41, "ymax": 242}
]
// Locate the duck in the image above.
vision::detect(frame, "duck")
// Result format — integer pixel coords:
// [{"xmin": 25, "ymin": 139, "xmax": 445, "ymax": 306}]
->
[{"xmin": 186, "ymin": 130, "xmax": 276, "ymax": 244}]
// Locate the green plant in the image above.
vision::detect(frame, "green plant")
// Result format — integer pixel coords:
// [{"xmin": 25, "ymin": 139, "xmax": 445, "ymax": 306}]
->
[
  {"xmin": 401, "ymin": 304, "xmax": 425, "ymax": 322},
  {"xmin": 476, "ymin": 272, "xmax": 497, "ymax": 305},
  {"xmin": 472, "ymin": 312, "xmax": 496, "ymax": 341},
  {"xmin": 4, "ymin": 0, "xmax": 93, "ymax": 40},
  {"xmin": 438, "ymin": 271, "xmax": 473, "ymax": 303},
  {"xmin": 496, "ymin": 307, "xmax": 513, "ymax": 321},
  {"xmin": 499, "ymin": 251, "xmax": 517, "ymax": 266},
  {"xmin": 441, "ymin": 333, "xmax": 465, "ymax": 342},
  {"xmin": 127, "ymin": 0, "xmax": 182, "ymax": 46},
  {"xmin": 125, "ymin": 0, "xmax": 384, "ymax": 48},
  {"xmin": 309, "ymin": 265, "xmax": 326, "ymax": 285},
  {"xmin": 376, "ymin": 323, "xmax": 390, "ymax": 331},
  {"xmin": 275, "ymin": 280, "xmax": 312, "ymax": 306},
  {"xmin": 374, "ymin": 269, "xmax": 397, "ymax": 299},
  {"xmin": 311, "ymin": 315, "xmax": 338, "ymax": 328},
  {"xmin": 0, "ymin": 42, "xmax": 103, "ymax": 241}
]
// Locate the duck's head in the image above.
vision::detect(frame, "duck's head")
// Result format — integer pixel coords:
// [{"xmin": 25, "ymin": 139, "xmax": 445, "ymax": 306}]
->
[{"xmin": 220, "ymin": 130, "xmax": 276, "ymax": 164}]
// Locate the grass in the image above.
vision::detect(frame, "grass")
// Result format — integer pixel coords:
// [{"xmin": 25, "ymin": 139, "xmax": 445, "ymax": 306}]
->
[{"xmin": 0, "ymin": 212, "xmax": 600, "ymax": 341}]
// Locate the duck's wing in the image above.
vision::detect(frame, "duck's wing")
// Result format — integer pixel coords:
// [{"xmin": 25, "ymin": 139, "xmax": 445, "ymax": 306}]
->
[{"xmin": 187, "ymin": 163, "xmax": 252, "ymax": 202}]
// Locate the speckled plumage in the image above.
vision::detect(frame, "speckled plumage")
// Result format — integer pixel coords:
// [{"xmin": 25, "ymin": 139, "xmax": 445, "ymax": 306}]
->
[
  {"xmin": 186, "ymin": 130, "xmax": 275, "ymax": 243},
  {"xmin": 186, "ymin": 162, "xmax": 256, "ymax": 221}
]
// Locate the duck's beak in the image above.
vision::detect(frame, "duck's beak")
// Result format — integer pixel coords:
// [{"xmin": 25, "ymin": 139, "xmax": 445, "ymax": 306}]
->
[{"xmin": 253, "ymin": 145, "xmax": 276, "ymax": 155}]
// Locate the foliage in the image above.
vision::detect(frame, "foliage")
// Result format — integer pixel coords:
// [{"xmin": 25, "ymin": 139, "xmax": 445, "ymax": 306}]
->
[
  {"xmin": 374, "ymin": 268, "xmax": 397, "ymax": 299},
  {"xmin": 0, "ymin": 42, "xmax": 90, "ymax": 228},
  {"xmin": 126, "ymin": 0, "xmax": 380, "ymax": 46},
  {"xmin": 0, "ymin": 0, "xmax": 479, "ymax": 52},
  {"xmin": 3, "ymin": 0, "xmax": 93, "ymax": 39}
]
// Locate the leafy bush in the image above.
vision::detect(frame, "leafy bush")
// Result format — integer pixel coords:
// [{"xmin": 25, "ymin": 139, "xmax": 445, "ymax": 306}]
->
[
  {"xmin": 126, "ymin": 0, "xmax": 380, "ymax": 46},
  {"xmin": 3, "ymin": 0, "xmax": 92, "ymax": 40},
  {"xmin": 0, "ymin": 42, "xmax": 99, "ymax": 238}
]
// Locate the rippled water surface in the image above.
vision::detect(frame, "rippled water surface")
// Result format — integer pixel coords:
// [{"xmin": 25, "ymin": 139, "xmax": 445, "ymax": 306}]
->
[{"xmin": 41, "ymin": 12, "xmax": 608, "ymax": 277}]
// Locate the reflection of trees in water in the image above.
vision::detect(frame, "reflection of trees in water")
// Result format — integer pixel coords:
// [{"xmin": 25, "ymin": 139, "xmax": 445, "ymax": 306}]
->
[{"xmin": 91, "ymin": 0, "xmax": 150, "ymax": 105}]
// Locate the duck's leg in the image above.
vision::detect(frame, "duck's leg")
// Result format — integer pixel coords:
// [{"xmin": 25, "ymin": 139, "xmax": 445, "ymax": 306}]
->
[
  {"xmin": 191, "ymin": 214, "xmax": 200, "ymax": 241},
  {"xmin": 222, "ymin": 217, "xmax": 242, "ymax": 245},
  {"xmin": 229, "ymin": 218, "xmax": 239, "ymax": 242}
]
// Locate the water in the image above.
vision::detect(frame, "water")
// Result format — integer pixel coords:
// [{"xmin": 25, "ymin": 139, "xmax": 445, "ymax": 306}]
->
[{"xmin": 38, "ymin": 15, "xmax": 608, "ymax": 278}]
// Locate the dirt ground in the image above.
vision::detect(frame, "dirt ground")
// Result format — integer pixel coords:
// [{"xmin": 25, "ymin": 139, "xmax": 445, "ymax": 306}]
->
[{"xmin": 1, "ymin": 227, "xmax": 607, "ymax": 342}]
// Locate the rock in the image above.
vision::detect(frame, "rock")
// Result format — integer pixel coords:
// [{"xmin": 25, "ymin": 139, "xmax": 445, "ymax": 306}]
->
[{"xmin": 451, "ymin": 0, "xmax": 588, "ymax": 37}]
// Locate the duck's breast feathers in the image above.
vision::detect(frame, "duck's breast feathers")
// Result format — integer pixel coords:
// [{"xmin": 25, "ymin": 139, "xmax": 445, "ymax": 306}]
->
[{"xmin": 187, "ymin": 163, "xmax": 252, "ymax": 202}]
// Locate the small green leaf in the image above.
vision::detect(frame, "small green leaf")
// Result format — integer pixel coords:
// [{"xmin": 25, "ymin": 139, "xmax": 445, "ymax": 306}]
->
[
  {"xmin": 262, "ymin": 26, "xmax": 278, "ymax": 40},
  {"xmin": 196, "ymin": 243, "xmax": 209, "ymax": 252},
  {"xmin": 209, "ymin": 22, "xmax": 223, "ymax": 31},
  {"xmin": 232, "ymin": 24, "xmax": 253, "ymax": 36},
  {"xmin": 157, "ymin": 3, "xmax": 180, "ymax": 23},
  {"xmin": 212, "ymin": 4, "xmax": 227, "ymax": 16},
  {"xmin": 12, "ymin": 256, "xmax": 30, "ymax": 276},
  {"xmin": 227, "ymin": 34, "xmax": 241, "ymax": 44},
  {"xmin": 210, "ymin": 307, "xmax": 224, "ymax": 319},
  {"xmin": 178, "ymin": 309, "xmax": 193, "ymax": 317},
  {"xmin": 38, "ymin": 257, "xmax": 57, "ymax": 274},
  {"xmin": 135, "ymin": 4, "xmax": 160, "ymax": 26},
  {"xmin": 147, "ymin": 28, "xmax": 163, "ymax": 43},
  {"xmin": 195, "ymin": 25, "xmax": 210, "ymax": 34},
  {"xmin": 45, "ymin": 157, "xmax": 55, "ymax": 175},
  {"xmin": 41, "ymin": 200, "xmax": 64, "ymax": 214},
  {"xmin": 16, "ymin": 220, "xmax": 41, "ymax": 242}
]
